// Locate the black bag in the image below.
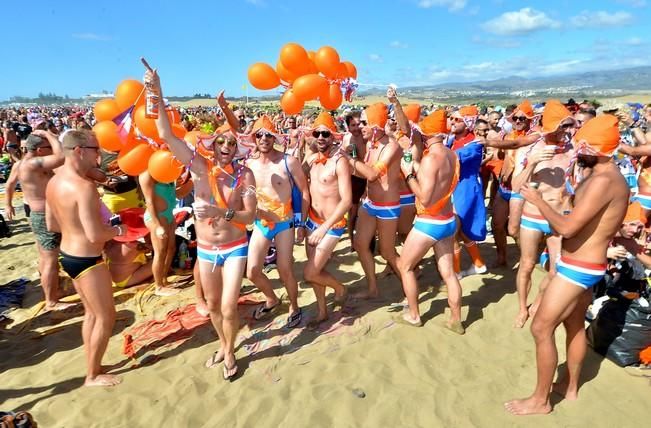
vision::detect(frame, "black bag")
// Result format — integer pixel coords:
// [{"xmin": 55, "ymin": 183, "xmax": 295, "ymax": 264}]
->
[
  {"xmin": 0, "ymin": 213, "xmax": 11, "ymax": 238},
  {"xmin": 587, "ymin": 297, "xmax": 651, "ymax": 367}
]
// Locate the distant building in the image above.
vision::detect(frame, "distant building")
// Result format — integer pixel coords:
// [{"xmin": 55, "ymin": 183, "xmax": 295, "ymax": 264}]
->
[{"xmin": 83, "ymin": 93, "xmax": 113, "ymax": 100}]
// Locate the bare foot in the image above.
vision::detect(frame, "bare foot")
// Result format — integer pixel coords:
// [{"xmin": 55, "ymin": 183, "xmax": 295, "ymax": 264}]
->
[
  {"xmin": 196, "ymin": 301, "xmax": 210, "ymax": 317},
  {"xmin": 444, "ymin": 319, "xmax": 465, "ymax": 335},
  {"xmin": 552, "ymin": 377, "xmax": 578, "ymax": 400},
  {"xmin": 513, "ymin": 310, "xmax": 529, "ymax": 329},
  {"xmin": 205, "ymin": 349, "xmax": 225, "ymax": 369},
  {"xmin": 307, "ymin": 316, "xmax": 328, "ymax": 330},
  {"xmin": 504, "ymin": 397, "xmax": 551, "ymax": 415},
  {"xmin": 155, "ymin": 286, "xmax": 181, "ymax": 297},
  {"xmin": 84, "ymin": 374, "xmax": 122, "ymax": 387},
  {"xmin": 44, "ymin": 301, "xmax": 77, "ymax": 312},
  {"xmin": 351, "ymin": 289, "xmax": 379, "ymax": 299}
]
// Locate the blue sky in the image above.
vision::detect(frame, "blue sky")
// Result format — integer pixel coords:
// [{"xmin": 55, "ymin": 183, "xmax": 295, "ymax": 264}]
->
[{"xmin": 2, "ymin": 0, "xmax": 649, "ymax": 100}]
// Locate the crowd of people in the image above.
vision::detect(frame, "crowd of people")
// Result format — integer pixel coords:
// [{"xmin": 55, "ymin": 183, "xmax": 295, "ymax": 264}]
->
[{"xmin": 2, "ymin": 65, "xmax": 651, "ymax": 415}]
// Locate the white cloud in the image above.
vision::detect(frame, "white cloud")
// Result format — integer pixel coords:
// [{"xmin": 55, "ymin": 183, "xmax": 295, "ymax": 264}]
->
[
  {"xmin": 245, "ymin": 0, "xmax": 266, "ymax": 5},
  {"xmin": 369, "ymin": 54, "xmax": 383, "ymax": 62},
  {"xmin": 389, "ymin": 41, "xmax": 409, "ymax": 49},
  {"xmin": 471, "ymin": 35, "xmax": 521, "ymax": 48},
  {"xmin": 571, "ymin": 11, "xmax": 633, "ymax": 28},
  {"xmin": 72, "ymin": 33, "xmax": 112, "ymax": 41},
  {"xmin": 417, "ymin": 0, "xmax": 467, "ymax": 12},
  {"xmin": 481, "ymin": 8, "xmax": 560, "ymax": 35},
  {"xmin": 625, "ymin": 37, "xmax": 644, "ymax": 46}
]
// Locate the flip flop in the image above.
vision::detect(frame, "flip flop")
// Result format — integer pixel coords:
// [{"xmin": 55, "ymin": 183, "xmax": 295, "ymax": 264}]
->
[
  {"xmin": 444, "ymin": 320, "xmax": 465, "ymax": 335},
  {"xmin": 205, "ymin": 350, "xmax": 224, "ymax": 369},
  {"xmin": 252, "ymin": 301, "xmax": 281, "ymax": 321},
  {"xmin": 223, "ymin": 361, "xmax": 238, "ymax": 381},
  {"xmin": 284, "ymin": 308, "xmax": 303, "ymax": 329}
]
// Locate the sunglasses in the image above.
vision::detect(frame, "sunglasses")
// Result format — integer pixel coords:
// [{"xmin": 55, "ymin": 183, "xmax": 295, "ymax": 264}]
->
[
  {"xmin": 256, "ymin": 132, "xmax": 274, "ymax": 139},
  {"xmin": 215, "ymin": 137, "xmax": 237, "ymax": 147},
  {"xmin": 360, "ymin": 120, "xmax": 368, "ymax": 126},
  {"xmin": 78, "ymin": 145, "xmax": 99, "ymax": 151},
  {"xmin": 560, "ymin": 123, "xmax": 574, "ymax": 130},
  {"xmin": 312, "ymin": 130, "xmax": 331, "ymax": 138},
  {"xmin": 512, "ymin": 116, "xmax": 528, "ymax": 122},
  {"xmin": 450, "ymin": 117, "xmax": 464, "ymax": 123}
]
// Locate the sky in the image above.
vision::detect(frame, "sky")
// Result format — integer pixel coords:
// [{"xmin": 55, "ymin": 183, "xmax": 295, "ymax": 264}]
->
[{"xmin": 2, "ymin": 0, "xmax": 650, "ymax": 100}]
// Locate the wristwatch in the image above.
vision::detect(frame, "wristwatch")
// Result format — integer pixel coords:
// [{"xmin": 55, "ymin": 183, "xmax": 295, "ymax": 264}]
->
[{"xmin": 224, "ymin": 208, "xmax": 235, "ymax": 222}]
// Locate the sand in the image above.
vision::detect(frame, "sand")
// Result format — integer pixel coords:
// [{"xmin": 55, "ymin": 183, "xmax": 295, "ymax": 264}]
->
[{"xmin": 1, "ymin": 202, "xmax": 650, "ymax": 427}]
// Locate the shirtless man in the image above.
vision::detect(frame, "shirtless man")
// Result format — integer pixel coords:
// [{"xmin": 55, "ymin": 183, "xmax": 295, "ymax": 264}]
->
[
  {"xmin": 17, "ymin": 130, "xmax": 73, "ymax": 311},
  {"xmin": 396, "ymin": 110, "xmax": 464, "ymax": 333},
  {"xmin": 619, "ymin": 136, "xmax": 651, "ymax": 218},
  {"xmin": 144, "ymin": 61, "xmax": 256, "ymax": 380},
  {"xmin": 510, "ymin": 100, "xmax": 575, "ymax": 328},
  {"xmin": 284, "ymin": 116, "xmax": 304, "ymax": 162},
  {"xmin": 506, "ymin": 114, "xmax": 628, "ymax": 415},
  {"xmin": 346, "ymin": 102, "xmax": 403, "ymax": 298},
  {"xmin": 341, "ymin": 111, "xmax": 367, "ymax": 240},
  {"xmin": 245, "ymin": 116, "xmax": 309, "ymax": 328},
  {"xmin": 483, "ymin": 100, "xmax": 540, "ymax": 266},
  {"xmin": 303, "ymin": 112, "xmax": 352, "ymax": 326},
  {"xmin": 46, "ymin": 130, "xmax": 126, "ymax": 387}
]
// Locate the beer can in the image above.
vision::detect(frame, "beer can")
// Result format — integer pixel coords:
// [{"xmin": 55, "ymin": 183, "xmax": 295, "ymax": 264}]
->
[
  {"xmin": 145, "ymin": 92, "xmax": 159, "ymax": 119},
  {"xmin": 403, "ymin": 152, "xmax": 413, "ymax": 163},
  {"xmin": 529, "ymin": 182, "xmax": 540, "ymax": 189},
  {"xmin": 351, "ymin": 143, "xmax": 357, "ymax": 159}
]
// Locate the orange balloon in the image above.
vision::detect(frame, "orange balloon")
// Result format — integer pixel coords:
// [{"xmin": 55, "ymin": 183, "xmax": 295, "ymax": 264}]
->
[
  {"xmin": 148, "ymin": 150, "xmax": 183, "ymax": 184},
  {"xmin": 314, "ymin": 46, "xmax": 341, "ymax": 79},
  {"xmin": 121, "ymin": 132, "xmax": 141, "ymax": 153},
  {"xmin": 93, "ymin": 121, "xmax": 122, "ymax": 152},
  {"xmin": 280, "ymin": 90, "xmax": 304, "ymax": 115},
  {"xmin": 320, "ymin": 84, "xmax": 343, "ymax": 111},
  {"xmin": 279, "ymin": 42, "xmax": 310, "ymax": 76},
  {"xmin": 343, "ymin": 61, "xmax": 357, "ymax": 79},
  {"xmin": 276, "ymin": 60, "xmax": 299, "ymax": 84},
  {"xmin": 134, "ymin": 105, "xmax": 160, "ymax": 140},
  {"xmin": 172, "ymin": 123, "xmax": 187, "ymax": 139},
  {"xmin": 118, "ymin": 143, "xmax": 155, "ymax": 176},
  {"xmin": 94, "ymin": 99, "xmax": 121, "ymax": 122},
  {"xmin": 292, "ymin": 74, "xmax": 328, "ymax": 101},
  {"xmin": 115, "ymin": 79, "xmax": 145, "ymax": 112},
  {"xmin": 184, "ymin": 130, "xmax": 213, "ymax": 158},
  {"xmin": 306, "ymin": 51, "xmax": 318, "ymax": 74},
  {"xmin": 335, "ymin": 63, "xmax": 350, "ymax": 80},
  {"xmin": 248, "ymin": 62, "xmax": 281, "ymax": 90},
  {"xmin": 166, "ymin": 108, "xmax": 181, "ymax": 124}
]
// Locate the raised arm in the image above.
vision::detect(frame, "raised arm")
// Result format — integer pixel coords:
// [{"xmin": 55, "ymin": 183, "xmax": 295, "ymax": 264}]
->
[
  {"xmin": 25, "ymin": 130, "xmax": 64, "ymax": 171},
  {"xmin": 387, "ymin": 87, "xmax": 411, "ymax": 137},
  {"xmin": 216, "ymin": 91, "xmax": 242, "ymax": 133},
  {"xmin": 142, "ymin": 58, "xmax": 207, "ymax": 174},
  {"xmin": 484, "ymin": 132, "xmax": 540, "ymax": 149}
]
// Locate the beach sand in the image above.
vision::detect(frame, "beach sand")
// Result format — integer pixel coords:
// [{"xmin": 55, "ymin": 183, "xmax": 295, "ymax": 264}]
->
[{"xmin": 1, "ymin": 206, "xmax": 649, "ymax": 427}]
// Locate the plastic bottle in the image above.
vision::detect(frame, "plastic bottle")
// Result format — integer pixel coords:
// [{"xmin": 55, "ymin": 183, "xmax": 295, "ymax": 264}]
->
[{"xmin": 178, "ymin": 242, "xmax": 187, "ymax": 269}]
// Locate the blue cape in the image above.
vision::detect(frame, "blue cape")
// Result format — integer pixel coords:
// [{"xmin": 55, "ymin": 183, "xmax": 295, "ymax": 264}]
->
[{"xmin": 451, "ymin": 141, "xmax": 487, "ymax": 241}]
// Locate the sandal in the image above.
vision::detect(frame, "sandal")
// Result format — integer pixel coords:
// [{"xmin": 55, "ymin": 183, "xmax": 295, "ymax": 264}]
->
[
  {"xmin": 252, "ymin": 301, "xmax": 281, "ymax": 321},
  {"xmin": 223, "ymin": 361, "xmax": 238, "ymax": 381},
  {"xmin": 284, "ymin": 308, "xmax": 303, "ymax": 329},
  {"xmin": 205, "ymin": 350, "xmax": 224, "ymax": 369}
]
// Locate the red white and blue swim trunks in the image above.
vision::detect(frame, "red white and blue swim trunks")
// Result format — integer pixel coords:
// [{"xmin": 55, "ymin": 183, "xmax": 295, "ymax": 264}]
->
[
  {"xmin": 362, "ymin": 198, "xmax": 401, "ymax": 220},
  {"xmin": 556, "ymin": 256, "xmax": 606, "ymax": 289}
]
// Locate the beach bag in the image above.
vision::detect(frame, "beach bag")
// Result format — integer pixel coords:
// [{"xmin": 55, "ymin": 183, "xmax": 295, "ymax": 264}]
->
[
  {"xmin": 587, "ymin": 297, "xmax": 651, "ymax": 367},
  {"xmin": 283, "ymin": 155, "xmax": 302, "ymax": 225},
  {"xmin": 0, "ymin": 213, "xmax": 10, "ymax": 238}
]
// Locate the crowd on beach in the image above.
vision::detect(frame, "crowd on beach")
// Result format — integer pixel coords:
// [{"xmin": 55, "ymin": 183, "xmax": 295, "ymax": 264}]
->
[{"xmin": 2, "ymin": 63, "xmax": 651, "ymax": 416}]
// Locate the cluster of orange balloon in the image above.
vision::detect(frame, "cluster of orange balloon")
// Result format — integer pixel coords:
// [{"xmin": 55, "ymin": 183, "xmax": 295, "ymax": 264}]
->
[
  {"xmin": 247, "ymin": 43, "xmax": 358, "ymax": 114},
  {"xmin": 92, "ymin": 79, "xmax": 187, "ymax": 184}
]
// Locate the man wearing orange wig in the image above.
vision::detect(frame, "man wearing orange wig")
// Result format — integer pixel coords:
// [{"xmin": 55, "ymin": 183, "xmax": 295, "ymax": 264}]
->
[
  {"xmin": 303, "ymin": 111, "xmax": 352, "ymax": 327},
  {"xmin": 508, "ymin": 114, "xmax": 628, "ymax": 415},
  {"xmin": 510, "ymin": 100, "xmax": 576, "ymax": 328},
  {"xmin": 396, "ymin": 110, "xmax": 465, "ymax": 333},
  {"xmin": 244, "ymin": 115, "xmax": 310, "ymax": 329},
  {"xmin": 343, "ymin": 102, "xmax": 403, "ymax": 298}
]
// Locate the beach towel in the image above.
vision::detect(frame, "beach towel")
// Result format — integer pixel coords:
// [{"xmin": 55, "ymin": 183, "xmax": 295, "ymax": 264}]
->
[{"xmin": 0, "ymin": 277, "xmax": 29, "ymax": 322}]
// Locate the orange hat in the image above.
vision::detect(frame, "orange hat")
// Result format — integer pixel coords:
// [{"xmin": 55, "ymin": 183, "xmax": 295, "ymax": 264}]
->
[
  {"xmin": 312, "ymin": 111, "xmax": 337, "ymax": 132},
  {"xmin": 542, "ymin": 99, "xmax": 574, "ymax": 133},
  {"xmin": 365, "ymin": 103, "xmax": 388, "ymax": 128},
  {"xmin": 216, "ymin": 123, "xmax": 231, "ymax": 134},
  {"xmin": 574, "ymin": 114, "xmax": 620, "ymax": 157},
  {"xmin": 252, "ymin": 115, "xmax": 279, "ymax": 135},
  {"xmin": 418, "ymin": 110, "xmax": 449, "ymax": 136},
  {"xmin": 403, "ymin": 104, "xmax": 421, "ymax": 123},
  {"xmin": 459, "ymin": 105, "xmax": 478, "ymax": 117},
  {"xmin": 624, "ymin": 201, "xmax": 646, "ymax": 224},
  {"xmin": 511, "ymin": 100, "xmax": 535, "ymax": 119}
]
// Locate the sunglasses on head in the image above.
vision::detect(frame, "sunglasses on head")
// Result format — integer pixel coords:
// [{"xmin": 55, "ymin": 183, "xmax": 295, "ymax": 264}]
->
[
  {"xmin": 215, "ymin": 137, "xmax": 237, "ymax": 147},
  {"xmin": 312, "ymin": 130, "xmax": 331, "ymax": 138},
  {"xmin": 256, "ymin": 132, "xmax": 274, "ymax": 139},
  {"xmin": 513, "ymin": 116, "xmax": 528, "ymax": 122}
]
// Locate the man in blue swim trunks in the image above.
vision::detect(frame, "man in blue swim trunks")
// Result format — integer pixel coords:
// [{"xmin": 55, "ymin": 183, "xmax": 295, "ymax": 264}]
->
[
  {"xmin": 510, "ymin": 100, "xmax": 575, "ymax": 328},
  {"xmin": 507, "ymin": 114, "xmax": 628, "ymax": 415}
]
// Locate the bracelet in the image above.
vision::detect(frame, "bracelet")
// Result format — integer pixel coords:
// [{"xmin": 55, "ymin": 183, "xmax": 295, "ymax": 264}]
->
[
  {"xmin": 113, "ymin": 225, "xmax": 123, "ymax": 237},
  {"xmin": 406, "ymin": 173, "xmax": 417, "ymax": 182},
  {"xmin": 224, "ymin": 208, "xmax": 235, "ymax": 222}
]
